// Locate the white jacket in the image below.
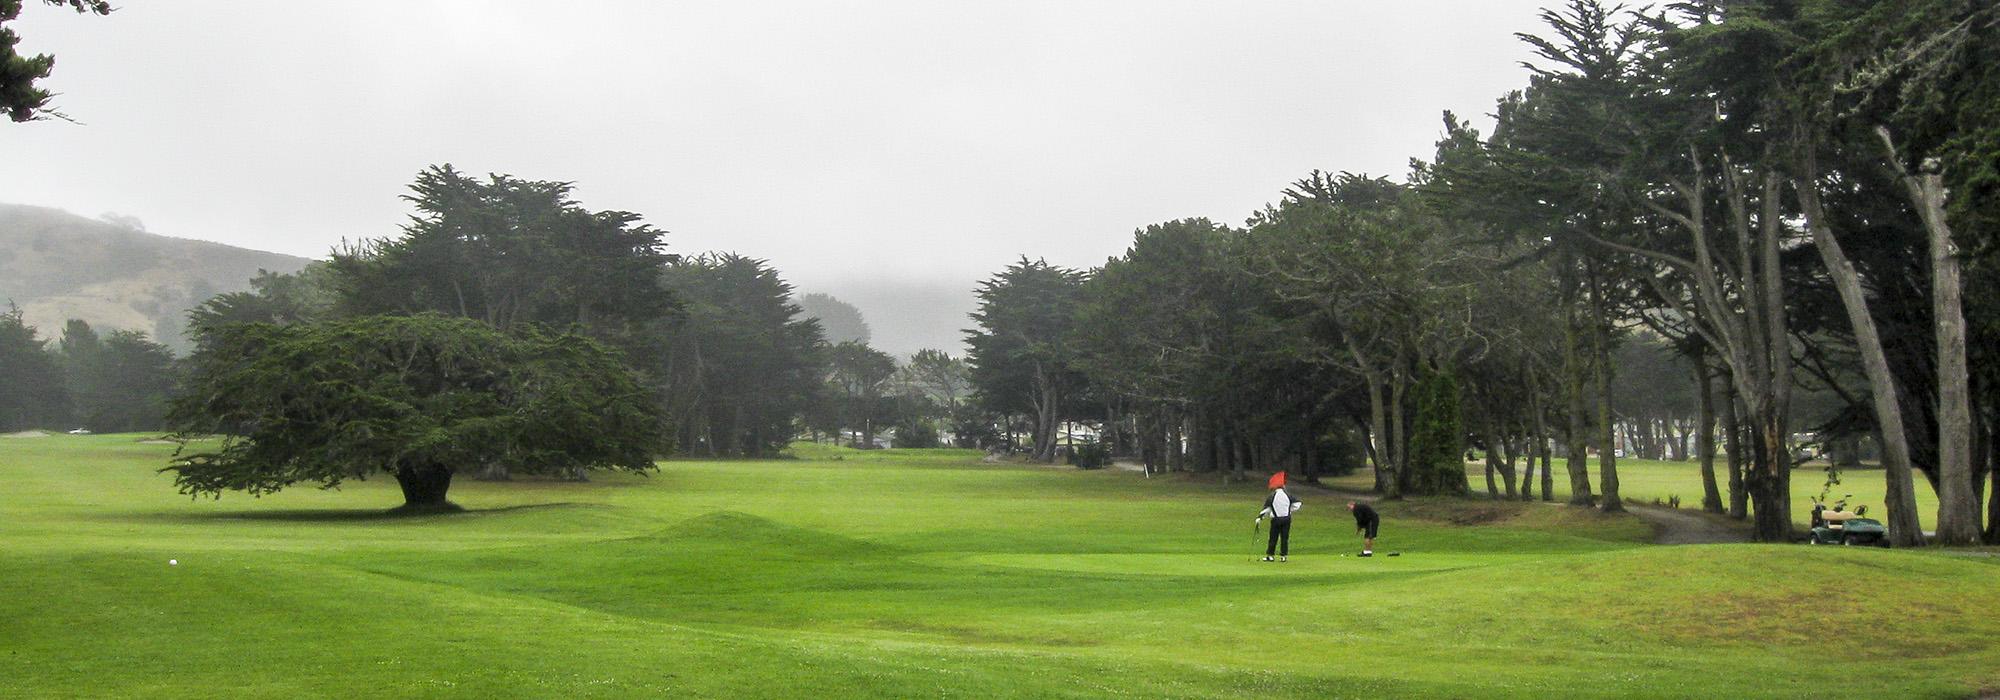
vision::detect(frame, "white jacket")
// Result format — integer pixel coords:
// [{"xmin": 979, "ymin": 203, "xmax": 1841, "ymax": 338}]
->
[{"xmin": 1259, "ymin": 488, "xmax": 1302, "ymax": 519}]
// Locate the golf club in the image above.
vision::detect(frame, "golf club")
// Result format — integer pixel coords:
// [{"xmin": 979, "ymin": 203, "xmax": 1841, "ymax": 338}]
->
[{"xmin": 1248, "ymin": 519, "xmax": 1261, "ymax": 562}]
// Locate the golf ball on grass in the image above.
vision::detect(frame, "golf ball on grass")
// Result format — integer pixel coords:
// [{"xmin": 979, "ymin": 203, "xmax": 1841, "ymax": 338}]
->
[{"xmin": 168, "ymin": 559, "xmax": 177, "ymax": 566}]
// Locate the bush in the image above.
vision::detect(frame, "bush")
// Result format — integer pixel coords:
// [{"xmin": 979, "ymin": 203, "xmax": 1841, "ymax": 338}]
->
[
  {"xmin": 1070, "ymin": 442, "xmax": 1110, "ymax": 470},
  {"xmin": 892, "ymin": 419, "xmax": 941, "ymax": 448}
]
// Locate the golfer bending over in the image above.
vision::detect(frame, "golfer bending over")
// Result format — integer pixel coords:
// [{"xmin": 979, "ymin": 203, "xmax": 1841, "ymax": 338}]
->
[
  {"xmin": 1347, "ymin": 501, "xmax": 1379, "ymax": 556},
  {"xmin": 1256, "ymin": 472, "xmax": 1302, "ymax": 561}
]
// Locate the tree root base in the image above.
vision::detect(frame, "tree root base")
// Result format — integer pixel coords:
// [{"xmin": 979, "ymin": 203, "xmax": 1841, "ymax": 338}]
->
[{"xmin": 386, "ymin": 501, "xmax": 465, "ymax": 516}]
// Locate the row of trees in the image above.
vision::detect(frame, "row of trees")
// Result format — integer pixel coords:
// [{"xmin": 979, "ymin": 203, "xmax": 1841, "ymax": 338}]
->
[
  {"xmin": 0, "ymin": 309, "xmax": 176, "ymax": 433},
  {"xmin": 161, "ymin": 164, "xmax": 978, "ymax": 507},
  {"xmin": 1, "ymin": 163, "xmax": 974, "ymax": 463},
  {"xmin": 966, "ymin": 0, "xmax": 2000, "ymax": 544}
]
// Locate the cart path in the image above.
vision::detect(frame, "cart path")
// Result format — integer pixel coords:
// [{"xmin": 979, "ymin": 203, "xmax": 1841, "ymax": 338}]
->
[{"xmin": 1627, "ymin": 505, "xmax": 1750, "ymax": 544}]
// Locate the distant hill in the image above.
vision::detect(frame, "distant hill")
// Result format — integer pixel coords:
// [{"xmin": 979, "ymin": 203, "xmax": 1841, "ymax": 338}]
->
[{"xmin": 0, "ymin": 204, "xmax": 314, "ymax": 352}]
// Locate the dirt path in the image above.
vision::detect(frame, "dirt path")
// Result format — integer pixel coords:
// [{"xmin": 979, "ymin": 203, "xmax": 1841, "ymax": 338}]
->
[{"xmin": 1627, "ymin": 505, "xmax": 1750, "ymax": 544}]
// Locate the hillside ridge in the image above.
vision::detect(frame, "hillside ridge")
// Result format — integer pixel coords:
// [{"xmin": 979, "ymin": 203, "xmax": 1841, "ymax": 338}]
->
[{"xmin": 0, "ymin": 203, "xmax": 316, "ymax": 351}]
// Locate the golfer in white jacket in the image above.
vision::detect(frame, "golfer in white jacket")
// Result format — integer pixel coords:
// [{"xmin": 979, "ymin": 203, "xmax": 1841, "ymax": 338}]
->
[{"xmin": 1255, "ymin": 473, "xmax": 1302, "ymax": 561}]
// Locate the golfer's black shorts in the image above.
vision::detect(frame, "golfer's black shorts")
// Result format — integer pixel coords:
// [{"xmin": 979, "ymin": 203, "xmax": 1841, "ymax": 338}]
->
[{"xmin": 1360, "ymin": 519, "xmax": 1379, "ymax": 538}]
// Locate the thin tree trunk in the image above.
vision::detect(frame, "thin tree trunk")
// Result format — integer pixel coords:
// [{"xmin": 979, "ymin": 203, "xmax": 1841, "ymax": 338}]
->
[
  {"xmin": 1520, "ymin": 415, "xmax": 1538, "ymax": 502},
  {"xmin": 1389, "ymin": 361, "xmax": 1409, "ymax": 499},
  {"xmin": 1540, "ymin": 434, "xmax": 1554, "ymax": 502},
  {"xmin": 1724, "ymin": 388, "xmax": 1747, "ymax": 519},
  {"xmin": 1760, "ymin": 172, "xmax": 1808, "ymax": 544},
  {"xmin": 1875, "ymin": 127, "xmax": 1979, "ymax": 544},
  {"xmin": 1986, "ymin": 412, "xmax": 1999, "ymax": 544},
  {"xmin": 1588, "ymin": 267, "xmax": 1623, "ymax": 513},
  {"xmin": 1696, "ymin": 353, "xmax": 1724, "ymax": 513},
  {"xmin": 1988, "ymin": 459, "xmax": 2000, "ymax": 545},
  {"xmin": 1484, "ymin": 442, "xmax": 1500, "ymax": 500},
  {"xmin": 1664, "ymin": 417, "xmax": 1683, "ymax": 461},
  {"xmin": 1356, "ymin": 418, "xmax": 1381, "ymax": 488},
  {"xmin": 1529, "ymin": 379, "xmax": 1553, "ymax": 502},
  {"xmin": 1364, "ymin": 370, "xmax": 1390, "ymax": 494},
  {"xmin": 1798, "ymin": 174, "xmax": 1924, "ymax": 545},
  {"xmin": 1969, "ymin": 411, "xmax": 1987, "ymax": 540},
  {"xmin": 1564, "ymin": 293, "xmax": 1595, "ymax": 507}
]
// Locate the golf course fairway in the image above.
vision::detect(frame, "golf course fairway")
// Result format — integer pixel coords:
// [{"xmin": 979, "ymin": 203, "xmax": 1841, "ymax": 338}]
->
[{"xmin": 4, "ymin": 434, "xmax": 1997, "ymax": 698}]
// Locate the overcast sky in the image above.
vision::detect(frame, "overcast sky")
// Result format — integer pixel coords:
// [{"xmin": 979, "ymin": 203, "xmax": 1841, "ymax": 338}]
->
[{"xmin": 2, "ymin": 1, "xmax": 1553, "ymax": 354}]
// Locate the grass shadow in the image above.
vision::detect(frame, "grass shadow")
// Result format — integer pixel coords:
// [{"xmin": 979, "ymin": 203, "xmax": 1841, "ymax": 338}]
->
[{"xmin": 101, "ymin": 502, "xmax": 609, "ymax": 524}]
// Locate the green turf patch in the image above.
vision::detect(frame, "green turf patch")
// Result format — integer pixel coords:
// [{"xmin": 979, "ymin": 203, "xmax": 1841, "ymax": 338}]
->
[{"xmin": 4, "ymin": 435, "xmax": 1998, "ymax": 698}]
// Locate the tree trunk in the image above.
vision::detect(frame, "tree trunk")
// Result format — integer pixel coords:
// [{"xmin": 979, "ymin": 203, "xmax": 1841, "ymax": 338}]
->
[
  {"xmin": 1529, "ymin": 380, "xmax": 1553, "ymax": 502},
  {"xmin": 1030, "ymin": 364, "xmax": 1061, "ymax": 463},
  {"xmin": 1753, "ymin": 172, "xmax": 1794, "ymax": 543},
  {"xmin": 1748, "ymin": 407, "xmax": 1792, "ymax": 541},
  {"xmin": 1666, "ymin": 417, "xmax": 1685, "ymax": 461},
  {"xmin": 1588, "ymin": 268, "xmax": 1623, "ymax": 513},
  {"xmin": 1484, "ymin": 445, "xmax": 1500, "ymax": 500},
  {"xmin": 1799, "ymin": 170, "xmax": 1925, "ymax": 546},
  {"xmin": 1519, "ymin": 449, "xmax": 1537, "ymax": 501},
  {"xmin": 1970, "ymin": 413, "xmax": 1987, "ymax": 540},
  {"xmin": 1988, "ymin": 459, "xmax": 2000, "ymax": 545},
  {"xmin": 1499, "ymin": 434, "xmax": 1519, "ymax": 499},
  {"xmin": 392, "ymin": 462, "xmax": 459, "ymax": 513},
  {"xmin": 1540, "ymin": 436, "xmax": 1554, "ymax": 502},
  {"xmin": 1695, "ymin": 353, "xmax": 1723, "ymax": 514},
  {"xmin": 1520, "ymin": 420, "xmax": 1538, "ymax": 502},
  {"xmin": 1565, "ymin": 299, "xmax": 1595, "ymax": 507},
  {"xmin": 1880, "ymin": 129, "xmax": 1979, "ymax": 545},
  {"xmin": 1724, "ymin": 388, "xmax": 1747, "ymax": 519},
  {"xmin": 1640, "ymin": 420, "xmax": 1656, "ymax": 461},
  {"xmin": 1359, "ymin": 419, "xmax": 1385, "ymax": 492},
  {"xmin": 1388, "ymin": 361, "xmax": 1409, "ymax": 499},
  {"xmin": 1986, "ymin": 412, "xmax": 1999, "ymax": 544},
  {"xmin": 1364, "ymin": 370, "xmax": 1391, "ymax": 494}
]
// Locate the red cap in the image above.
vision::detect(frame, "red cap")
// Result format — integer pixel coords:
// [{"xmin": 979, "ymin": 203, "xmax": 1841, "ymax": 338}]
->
[{"xmin": 1267, "ymin": 471, "xmax": 1285, "ymax": 489}]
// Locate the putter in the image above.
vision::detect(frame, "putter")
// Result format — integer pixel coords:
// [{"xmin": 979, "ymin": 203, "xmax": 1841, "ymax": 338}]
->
[{"xmin": 1249, "ymin": 520, "xmax": 1262, "ymax": 562}]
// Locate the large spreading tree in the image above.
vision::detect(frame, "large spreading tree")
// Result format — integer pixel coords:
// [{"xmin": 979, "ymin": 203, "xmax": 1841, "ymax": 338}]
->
[
  {"xmin": 165, "ymin": 314, "xmax": 662, "ymax": 512},
  {"xmin": 330, "ymin": 165, "xmax": 679, "ymax": 477}
]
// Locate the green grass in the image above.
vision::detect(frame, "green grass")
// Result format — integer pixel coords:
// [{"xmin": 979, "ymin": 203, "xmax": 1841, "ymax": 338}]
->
[
  {"xmin": 4, "ymin": 434, "xmax": 1998, "ymax": 698},
  {"xmin": 1327, "ymin": 455, "xmax": 1966, "ymax": 531}
]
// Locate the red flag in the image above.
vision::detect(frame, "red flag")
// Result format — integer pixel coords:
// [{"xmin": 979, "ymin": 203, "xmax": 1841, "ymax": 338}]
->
[{"xmin": 1267, "ymin": 471, "xmax": 1285, "ymax": 489}]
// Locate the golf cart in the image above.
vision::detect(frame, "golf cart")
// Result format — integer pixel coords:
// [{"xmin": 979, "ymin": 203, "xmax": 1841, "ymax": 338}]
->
[{"xmin": 1808, "ymin": 500, "xmax": 1888, "ymax": 547}]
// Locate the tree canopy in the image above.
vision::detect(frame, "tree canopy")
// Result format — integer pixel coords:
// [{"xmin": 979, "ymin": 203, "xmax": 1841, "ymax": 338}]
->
[
  {"xmin": 653, "ymin": 253, "xmax": 825, "ymax": 457},
  {"xmin": 795, "ymin": 292, "xmax": 871, "ymax": 346},
  {"xmin": 165, "ymin": 314, "xmax": 662, "ymax": 511},
  {"xmin": 0, "ymin": 304, "xmax": 67, "ymax": 431}
]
